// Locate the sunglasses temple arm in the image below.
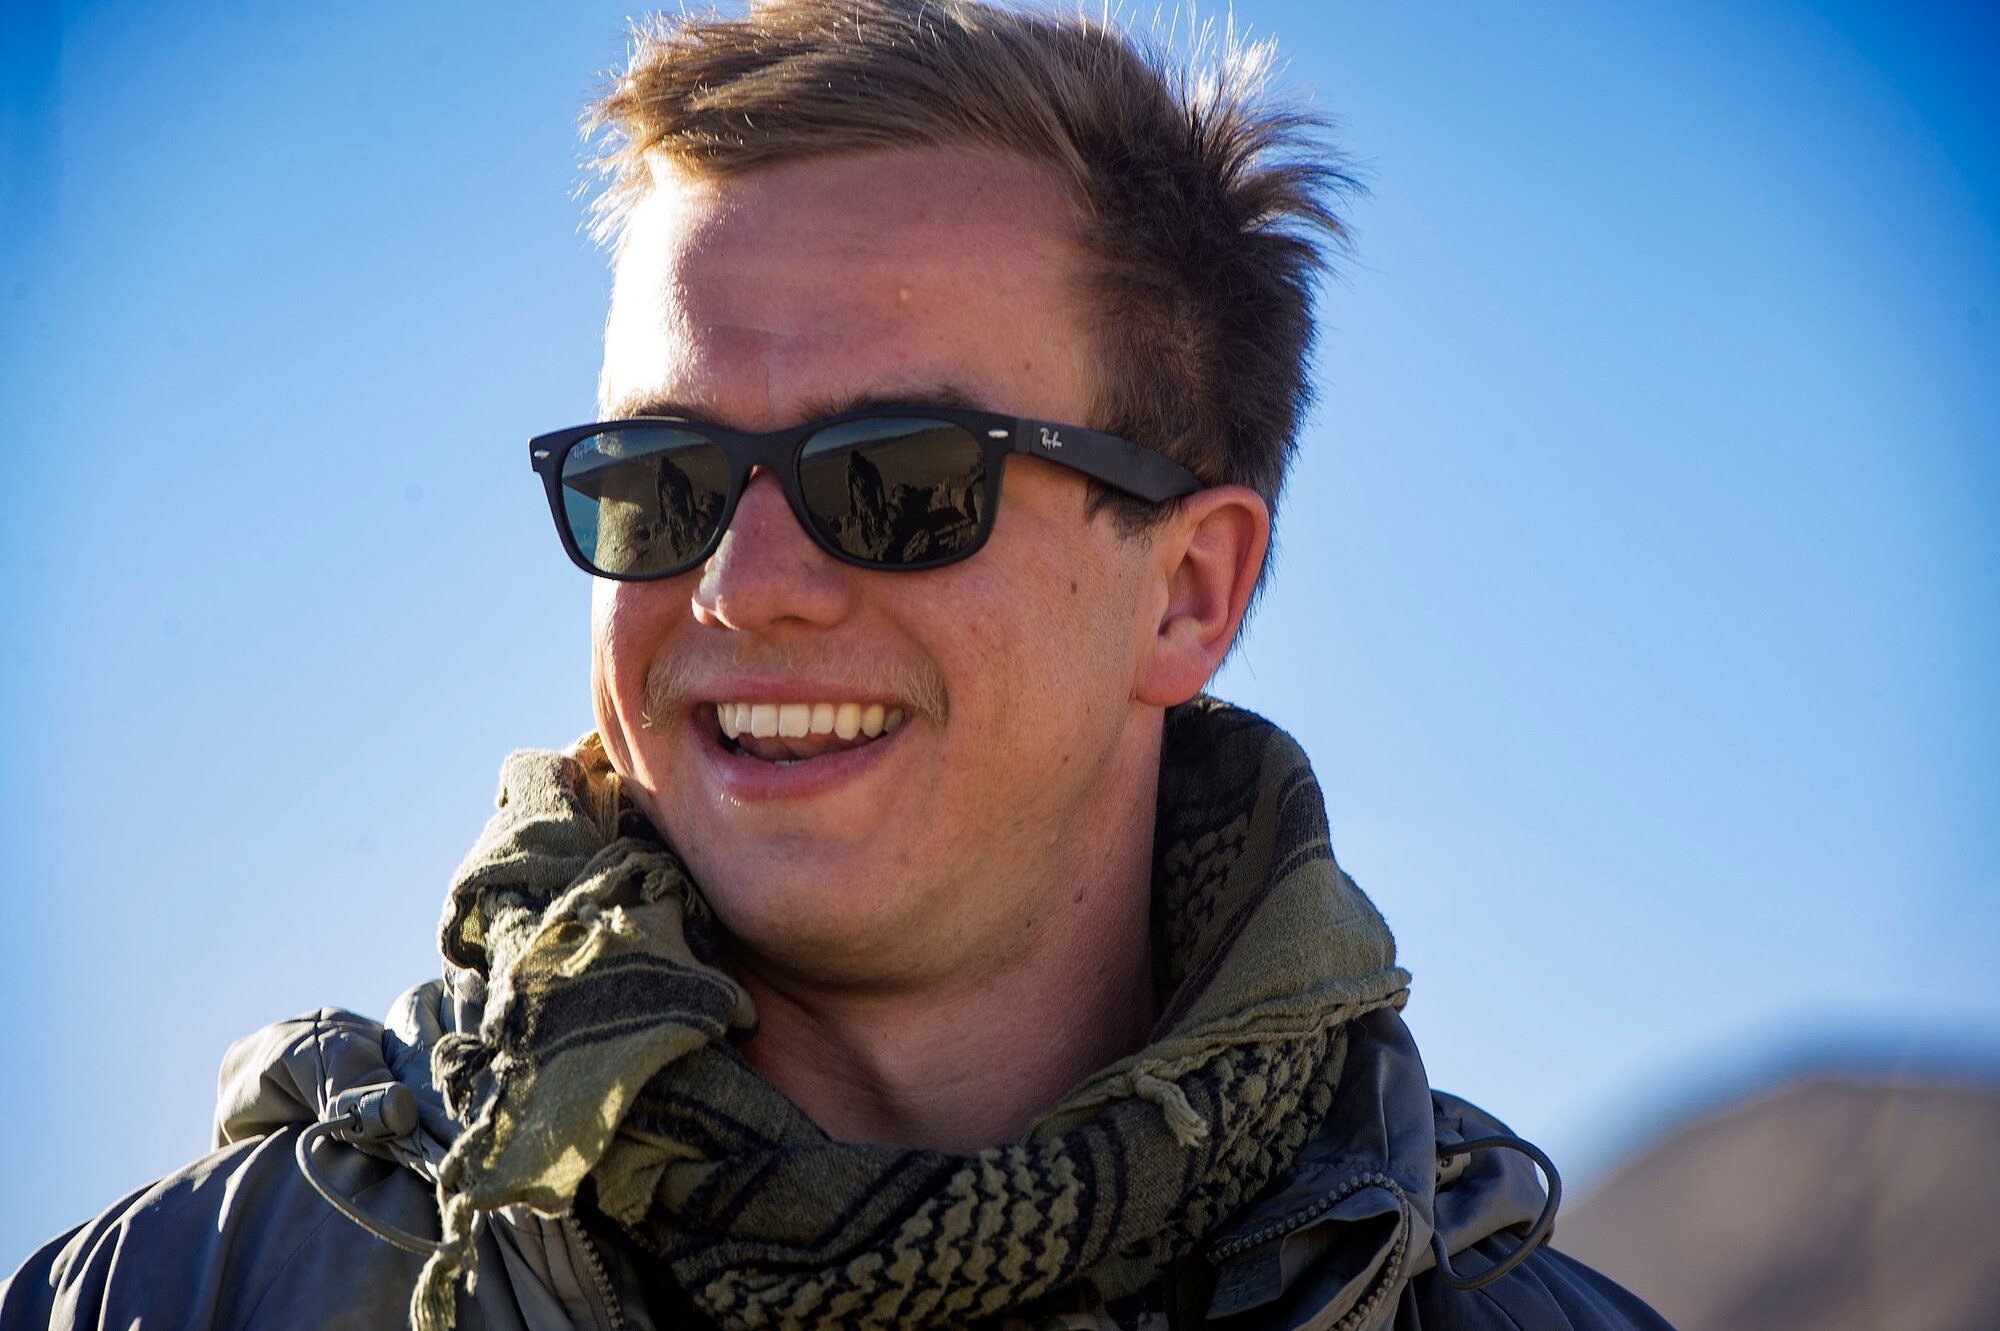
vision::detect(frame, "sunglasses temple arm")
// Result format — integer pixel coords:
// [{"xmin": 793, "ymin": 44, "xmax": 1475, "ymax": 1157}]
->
[{"xmin": 1011, "ymin": 420, "xmax": 1203, "ymax": 502}]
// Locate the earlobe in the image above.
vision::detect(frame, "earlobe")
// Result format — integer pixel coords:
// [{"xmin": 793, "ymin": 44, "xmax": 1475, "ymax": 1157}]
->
[{"xmin": 1135, "ymin": 486, "xmax": 1270, "ymax": 707}]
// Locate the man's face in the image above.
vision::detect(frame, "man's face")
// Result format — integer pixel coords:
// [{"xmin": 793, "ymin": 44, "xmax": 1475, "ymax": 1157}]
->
[{"xmin": 592, "ymin": 150, "xmax": 1173, "ymax": 993}]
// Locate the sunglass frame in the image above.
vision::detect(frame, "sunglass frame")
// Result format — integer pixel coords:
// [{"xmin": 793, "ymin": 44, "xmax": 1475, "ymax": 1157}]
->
[{"xmin": 528, "ymin": 406, "xmax": 1205, "ymax": 581}]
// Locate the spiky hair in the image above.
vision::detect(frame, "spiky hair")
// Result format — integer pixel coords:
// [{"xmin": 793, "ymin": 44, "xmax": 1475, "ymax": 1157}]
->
[{"xmin": 587, "ymin": 0, "xmax": 1356, "ymax": 581}]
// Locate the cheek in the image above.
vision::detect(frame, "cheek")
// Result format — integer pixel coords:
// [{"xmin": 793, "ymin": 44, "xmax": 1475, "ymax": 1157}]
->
[
  {"xmin": 945, "ymin": 559, "xmax": 1131, "ymax": 727},
  {"xmin": 594, "ymin": 584, "xmax": 671, "ymax": 687},
  {"xmin": 591, "ymin": 583, "xmax": 677, "ymax": 772},
  {"xmin": 591, "ymin": 587, "xmax": 632, "ymax": 698},
  {"xmin": 589, "ymin": 587, "xmax": 631, "ymax": 769}
]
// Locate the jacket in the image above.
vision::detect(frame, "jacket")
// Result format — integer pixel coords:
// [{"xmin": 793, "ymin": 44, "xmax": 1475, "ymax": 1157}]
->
[{"xmin": 1, "ymin": 983, "xmax": 1671, "ymax": 1331}]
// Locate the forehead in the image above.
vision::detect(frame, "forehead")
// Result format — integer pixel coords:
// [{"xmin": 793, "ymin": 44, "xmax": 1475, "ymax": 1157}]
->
[{"xmin": 598, "ymin": 150, "xmax": 1096, "ymax": 426}]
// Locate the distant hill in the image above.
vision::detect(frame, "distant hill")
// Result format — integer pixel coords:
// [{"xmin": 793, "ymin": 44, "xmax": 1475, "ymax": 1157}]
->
[{"xmin": 1555, "ymin": 1075, "xmax": 2000, "ymax": 1331}]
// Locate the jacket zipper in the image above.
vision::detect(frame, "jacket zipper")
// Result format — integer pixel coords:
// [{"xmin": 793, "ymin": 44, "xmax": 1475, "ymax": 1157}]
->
[
  {"xmin": 1206, "ymin": 1171, "xmax": 1413, "ymax": 1331},
  {"xmin": 569, "ymin": 1218, "xmax": 629, "ymax": 1331},
  {"xmin": 1207, "ymin": 1170, "xmax": 1399, "ymax": 1261}
]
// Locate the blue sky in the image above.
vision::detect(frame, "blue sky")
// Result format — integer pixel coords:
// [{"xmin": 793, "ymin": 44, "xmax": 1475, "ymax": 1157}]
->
[{"xmin": 2, "ymin": 0, "xmax": 1995, "ymax": 1263}]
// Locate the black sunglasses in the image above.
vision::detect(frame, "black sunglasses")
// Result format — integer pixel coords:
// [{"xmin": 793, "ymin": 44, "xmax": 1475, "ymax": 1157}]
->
[{"xmin": 530, "ymin": 406, "xmax": 1204, "ymax": 580}]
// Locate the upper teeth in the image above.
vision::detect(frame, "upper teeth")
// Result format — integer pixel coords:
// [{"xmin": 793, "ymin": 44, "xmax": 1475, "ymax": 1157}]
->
[{"xmin": 717, "ymin": 702, "xmax": 905, "ymax": 741}]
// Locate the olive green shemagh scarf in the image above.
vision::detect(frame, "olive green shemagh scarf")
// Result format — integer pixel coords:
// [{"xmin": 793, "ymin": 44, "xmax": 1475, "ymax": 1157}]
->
[{"xmin": 418, "ymin": 699, "xmax": 1409, "ymax": 1331}]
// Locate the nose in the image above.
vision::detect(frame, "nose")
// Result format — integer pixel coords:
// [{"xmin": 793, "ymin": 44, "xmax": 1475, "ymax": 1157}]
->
[{"xmin": 691, "ymin": 467, "xmax": 856, "ymax": 631}]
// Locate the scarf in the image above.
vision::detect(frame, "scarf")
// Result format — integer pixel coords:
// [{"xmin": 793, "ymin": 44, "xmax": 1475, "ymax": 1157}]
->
[{"xmin": 418, "ymin": 698, "xmax": 1408, "ymax": 1331}]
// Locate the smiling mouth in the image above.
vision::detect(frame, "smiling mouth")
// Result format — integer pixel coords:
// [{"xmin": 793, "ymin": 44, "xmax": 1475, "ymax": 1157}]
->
[{"xmin": 713, "ymin": 700, "xmax": 908, "ymax": 763}]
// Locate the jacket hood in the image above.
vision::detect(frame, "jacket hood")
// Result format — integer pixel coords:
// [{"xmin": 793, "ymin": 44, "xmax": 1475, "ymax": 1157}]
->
[
  {"xmin": 212, "ymin": 980, "xmax": 474, "ymax": 1176},
  {"xmin": 1202, "ymin": 1009, "xmax": 1552, "ymax": 1329}
]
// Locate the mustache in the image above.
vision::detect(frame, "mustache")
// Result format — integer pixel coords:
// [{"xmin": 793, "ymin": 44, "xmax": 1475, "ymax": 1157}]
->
[{"xmin": 641, "ymin": 647, "xmax": 950, "ymax": 730}]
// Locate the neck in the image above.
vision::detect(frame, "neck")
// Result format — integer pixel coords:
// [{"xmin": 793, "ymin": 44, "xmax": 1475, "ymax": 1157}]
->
[{"xmin": 734, "ymin": 784, "xmax": 1161, "ymax": 1153}]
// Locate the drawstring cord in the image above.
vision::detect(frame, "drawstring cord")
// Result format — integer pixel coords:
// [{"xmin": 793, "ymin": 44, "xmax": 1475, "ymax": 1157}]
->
[
  {"xmin": 1429, "ymin": 1133, "xmax": 1562, "ymax": 1291},
  {"xmin": 294, "ymin": 1083, "xmax": 474, "ymax": 1259},
  {"xmin": 295, "ymin": 1082, "xmax": 491, "ymax": 1330}
]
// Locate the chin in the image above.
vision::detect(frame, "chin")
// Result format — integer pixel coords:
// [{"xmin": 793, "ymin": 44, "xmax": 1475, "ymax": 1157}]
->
[{"xmin": 725, "ymin": 869, "xmax": 952, "ymax": 982}]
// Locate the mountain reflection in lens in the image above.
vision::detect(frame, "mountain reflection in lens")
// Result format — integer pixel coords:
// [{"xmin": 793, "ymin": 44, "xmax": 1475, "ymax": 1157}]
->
[
  {"xmin": 797, "ymin": 418, "xmax": 987, "ymax": 565},
  {"xmin": 561, "ymin": 429, "xmax": 729, "ymax": 575}
]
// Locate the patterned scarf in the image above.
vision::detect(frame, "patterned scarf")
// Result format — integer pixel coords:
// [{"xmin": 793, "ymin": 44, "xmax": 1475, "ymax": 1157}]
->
[{"xmin": 418, "ymin": 698, "xmax": 1408, "ymax": 1331}]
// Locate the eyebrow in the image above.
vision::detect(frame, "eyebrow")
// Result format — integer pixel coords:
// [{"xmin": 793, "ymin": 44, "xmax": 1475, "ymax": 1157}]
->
[{"xmin": 604, "ymin": 383, "xmax": 990, "ymax": 426}]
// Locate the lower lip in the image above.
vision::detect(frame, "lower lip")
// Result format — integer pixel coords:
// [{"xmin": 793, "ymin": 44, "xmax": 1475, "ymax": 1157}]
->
[{"xmin": 688, "ymin": 712, "xmax": 906, "ymax": 802}]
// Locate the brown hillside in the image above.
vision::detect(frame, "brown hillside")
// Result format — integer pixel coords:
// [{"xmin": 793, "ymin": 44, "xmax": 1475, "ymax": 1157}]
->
[{"xmin": 1555, "ymin": 1076, "xmax": 2000, "ymax": 1331}]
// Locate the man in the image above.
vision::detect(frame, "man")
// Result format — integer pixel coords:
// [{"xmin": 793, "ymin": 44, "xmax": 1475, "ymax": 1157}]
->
[{"xmin": 4, "ymin": 2, "xmax": 1672, "ymax": 1329}]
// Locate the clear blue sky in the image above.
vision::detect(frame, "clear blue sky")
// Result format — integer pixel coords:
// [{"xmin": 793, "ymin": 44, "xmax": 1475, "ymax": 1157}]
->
[{"xmin": 2, "ymin": 0, "xmax": 1995, "ymax": 1263}]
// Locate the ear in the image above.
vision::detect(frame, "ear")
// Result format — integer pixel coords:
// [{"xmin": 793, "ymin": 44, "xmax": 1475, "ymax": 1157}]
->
[{"xmin": 1135, "ymin": 485, "xmax": 1270, "ymax": 707}]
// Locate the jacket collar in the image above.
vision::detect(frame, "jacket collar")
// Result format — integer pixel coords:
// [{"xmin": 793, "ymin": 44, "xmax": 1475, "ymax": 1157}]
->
[{"xmin": 1201, "ymin": 1009, "xmax": 1549, "ymax": 1328}]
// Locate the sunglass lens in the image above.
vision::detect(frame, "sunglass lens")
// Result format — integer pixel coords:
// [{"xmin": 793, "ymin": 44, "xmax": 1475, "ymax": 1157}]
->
[
  {"xmin": 796, "ymin": 417, "xmax": 989, "ymax": 566},
  {"xmin": 559, "ymin": 428, "xmax": 730, "ymax": 576}
]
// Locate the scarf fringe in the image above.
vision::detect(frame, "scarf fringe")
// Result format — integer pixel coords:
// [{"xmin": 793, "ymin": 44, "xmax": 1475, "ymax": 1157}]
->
[
  {"xmin": 555, "ymin": 898, "xmax": 638, "ymax": 978},
  {"xmin": 410, "ymin": 1192, "xmax": 481, "ymax": 1331},
  {"xmin": 421, "ymin": 702, "xmax": 1409, "ymax": 1331},
  {"xmin": 1133, "ymin": 1072, "xmax": 1210, "ymax": 1147}
]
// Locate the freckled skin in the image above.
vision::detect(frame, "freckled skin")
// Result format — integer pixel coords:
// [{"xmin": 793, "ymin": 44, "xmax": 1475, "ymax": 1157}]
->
[
  {"xmin": 588, "ymin": 150, "xmax": 1271, "ymax": 1151},
  {"xmin": 592, "ymin": 151, "xmax": 1167, "ymax": 1001}
]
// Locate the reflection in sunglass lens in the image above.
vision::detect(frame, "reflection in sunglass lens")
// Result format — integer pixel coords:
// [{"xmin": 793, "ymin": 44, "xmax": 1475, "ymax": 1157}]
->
[
  {"xmin": 797, "ymin": 417, "xmax": 988, "ymax": 566},
  {"xmin": 560, "ymin": 428, "xmax": 730, "ymax": 576}
]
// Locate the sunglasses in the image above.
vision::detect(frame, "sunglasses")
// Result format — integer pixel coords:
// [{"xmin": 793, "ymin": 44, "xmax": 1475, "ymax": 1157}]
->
[{"xmin": 530, "ymin": 406, "xmax": 1204, "ymax": 580}]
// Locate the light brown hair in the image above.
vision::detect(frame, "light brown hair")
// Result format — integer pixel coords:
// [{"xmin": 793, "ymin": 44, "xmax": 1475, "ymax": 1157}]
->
[{"xmin": 586, "ymin": 0, "xmax": 1355, "ymax": 577}]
